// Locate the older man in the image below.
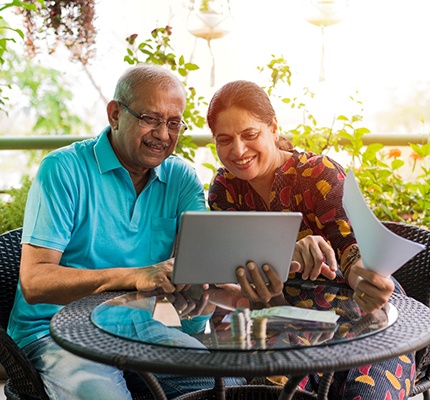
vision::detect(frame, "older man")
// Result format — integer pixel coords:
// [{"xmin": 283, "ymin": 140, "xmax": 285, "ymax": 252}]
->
[{"xmin": 8, "ymin": 64, "xmax": 244, "ymax": 399}]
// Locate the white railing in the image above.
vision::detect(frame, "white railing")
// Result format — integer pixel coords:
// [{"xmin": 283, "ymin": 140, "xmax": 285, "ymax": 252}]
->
[{"xmin": 0, "ymin": 133, "xmax": 428, "ymax": 150}]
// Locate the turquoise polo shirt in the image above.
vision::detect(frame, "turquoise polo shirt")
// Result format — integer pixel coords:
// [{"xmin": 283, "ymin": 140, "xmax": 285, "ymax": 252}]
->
[{"xmin": 8, "ymin": 127, "xmax": 207, "ymax": 348}]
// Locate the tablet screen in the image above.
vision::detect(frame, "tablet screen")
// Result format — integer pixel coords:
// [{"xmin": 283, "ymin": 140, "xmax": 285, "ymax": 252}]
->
[{"xmin": 172, "ymin": 211, "xmax": 302, "ymax": 284}]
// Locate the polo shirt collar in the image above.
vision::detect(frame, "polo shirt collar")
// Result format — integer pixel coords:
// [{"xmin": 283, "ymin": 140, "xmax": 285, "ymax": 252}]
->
[
  {"xmin": 94, "ymin": 127, "xmax": 122, "ymax": 174},
  {"xmin": 94, "ymin": 126, "xmax": 167, "ymax": 184}
]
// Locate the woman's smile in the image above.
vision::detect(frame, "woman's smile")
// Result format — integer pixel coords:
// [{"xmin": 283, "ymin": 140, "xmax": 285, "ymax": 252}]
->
[{"xmin": 234, "ymin": 155, "xmax": 255, "ymax": 167}]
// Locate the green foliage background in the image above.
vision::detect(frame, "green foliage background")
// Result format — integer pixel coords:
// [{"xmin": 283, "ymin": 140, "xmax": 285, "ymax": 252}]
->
[{"xmin": 0, "ymin": 3, "xmax": 429, "ymax": 233}]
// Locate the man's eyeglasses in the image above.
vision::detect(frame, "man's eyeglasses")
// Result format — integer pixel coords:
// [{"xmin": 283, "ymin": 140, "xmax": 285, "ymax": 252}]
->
[{"xmin": 118, "ymin": 101, "xmax": 188, "ymax": 136}]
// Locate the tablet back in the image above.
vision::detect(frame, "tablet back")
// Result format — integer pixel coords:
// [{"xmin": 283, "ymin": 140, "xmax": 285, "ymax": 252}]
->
[{"xmin": 172, "ymin": 211, "xmax": 302, "ymax": 284}]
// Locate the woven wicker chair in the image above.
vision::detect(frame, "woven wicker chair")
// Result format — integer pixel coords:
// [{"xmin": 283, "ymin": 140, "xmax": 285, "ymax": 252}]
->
[
  {"xmin": 0, "ymin": 228, "xmax": 154, "ymax": 400},
  {"xmin": 174, "ymin": 385, "xmax": 316, "ymax": 399},
  {"xmin": 0, "ymin": 227, "xmax": 48, "ymax": 400},
  {"xmin": 383, "ymin": 221, "xmax": 430, "ymax": 399}
]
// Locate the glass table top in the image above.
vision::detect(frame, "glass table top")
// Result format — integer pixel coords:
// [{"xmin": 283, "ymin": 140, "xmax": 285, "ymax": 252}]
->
[{"xmin": 91, "ymin": 280, "xmax": 398, "ymax": 351}]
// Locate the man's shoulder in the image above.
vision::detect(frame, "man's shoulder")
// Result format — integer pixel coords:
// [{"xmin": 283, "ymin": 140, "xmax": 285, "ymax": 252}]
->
[
  {"xmin": 43, "ymin": 136, "xmax": 98, "ymax": 168},
  {"xmin": 48, "ymin": 137, "xmax": 97, "ymax": 159}
]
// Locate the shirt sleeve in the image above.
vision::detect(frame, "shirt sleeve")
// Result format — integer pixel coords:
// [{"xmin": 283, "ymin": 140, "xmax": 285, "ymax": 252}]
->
[
  {"xmin": 176, "ymin": 161, "xmax": 207, "ymax": 216},
  {"xmin": 22, "ymin": 155, "xmax": 77, "ymax": 251},
  {"xmin": 297, "ymin": 154, "xmax": 357, "ymax": 263}
]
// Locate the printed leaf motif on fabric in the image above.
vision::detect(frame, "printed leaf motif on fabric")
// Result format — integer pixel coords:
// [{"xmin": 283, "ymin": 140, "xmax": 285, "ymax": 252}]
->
[
  {"xmin": 316, "ymin": 179, "xmax": 332, "ymax": 199},
  {"xmin": 336, "ymin": 219, "xmax": 351, "ymax": 237},
  {"xmin": 385, "ymin": 370, "xmax": 401, "ymax": 390},
  {"xmin": 318, "ymin": 208, "xmax": 337, "ymax": 224},
  {"xmin": 244, "ymin": 190, "xmax": 255, "ymax": 208},
  {"xmin": 322, "ymin": 156, "xmax": 335, "ymax": 169},
  {"xmin": 280, "ymin": 186, "xmax": 291, "ymax": 207},
  {"xmin": 355, "ymin": 375, "xmax": 375, "ymax": 386}
]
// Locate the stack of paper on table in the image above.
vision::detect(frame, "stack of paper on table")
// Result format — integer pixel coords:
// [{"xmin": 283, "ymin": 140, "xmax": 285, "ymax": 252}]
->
[{"xmin": 250, "ymin": 306, "xmax": 340, "ymax": 324}]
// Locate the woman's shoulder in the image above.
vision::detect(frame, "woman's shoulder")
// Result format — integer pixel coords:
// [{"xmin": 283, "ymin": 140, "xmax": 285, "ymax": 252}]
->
[
  {"xmin": 289, "ymin": 150, "xmax": 346, "ymax": 175},
  {"xmin": 210, "ymin": 167, "xmax": 250, "ymax": 195},
  {"xmin": 212, "ymin": 166, "xmax": 238, "ymax": 183}
]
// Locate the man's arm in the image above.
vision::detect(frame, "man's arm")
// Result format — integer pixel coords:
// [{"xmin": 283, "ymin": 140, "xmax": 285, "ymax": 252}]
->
[{"xmin": 20, "ymin": 244, "xmax": 178, "ymax": 305}]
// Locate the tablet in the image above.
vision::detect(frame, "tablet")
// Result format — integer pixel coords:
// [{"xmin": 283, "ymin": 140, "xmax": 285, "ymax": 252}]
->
[{"xmin": 172, "ymin": 211, "xmax": 302, "ymax": 284}]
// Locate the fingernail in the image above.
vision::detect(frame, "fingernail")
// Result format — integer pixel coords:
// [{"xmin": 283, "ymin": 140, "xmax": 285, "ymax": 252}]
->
[
  {"xmin": 248, "ymin": 264, "xmax": 255, "ymax": 271},
  {"xmin": 263, "ymin": 264, "xmax": 269, "ymax": 272},
  {"xmin": 237, "ymin": 269, "xmax": 245, "ymax": 277}
]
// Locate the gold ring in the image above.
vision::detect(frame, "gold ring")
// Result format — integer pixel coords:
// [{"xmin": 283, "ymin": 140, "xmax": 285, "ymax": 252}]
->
[{"xmin": 360, "ymin": 292, "xmax": 366, "ymax": 299}]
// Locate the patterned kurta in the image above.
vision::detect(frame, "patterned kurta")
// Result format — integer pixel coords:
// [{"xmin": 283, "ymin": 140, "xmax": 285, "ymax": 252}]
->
[
  {"xmin": 208, "ymin": 151, "xmax": 415, "ymax": 400},
  {"xmin": 209, "ymin": 151, "xmax": 355, "ymax": 269}
]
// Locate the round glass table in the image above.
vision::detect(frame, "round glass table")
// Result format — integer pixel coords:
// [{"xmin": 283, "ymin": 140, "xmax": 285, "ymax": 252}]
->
[
  {"xmin": 51, "ymin": 279, "xmax": 430, "ymax": 400},
  {"xmin": 91, "ymin": 280, "xmax": 398, "ymax": 353}
]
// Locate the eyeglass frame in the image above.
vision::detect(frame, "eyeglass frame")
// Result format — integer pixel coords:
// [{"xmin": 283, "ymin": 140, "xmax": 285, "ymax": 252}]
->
[{"xmin": 117, "ymin": 101, "xmax": 188, "ymax": 135}]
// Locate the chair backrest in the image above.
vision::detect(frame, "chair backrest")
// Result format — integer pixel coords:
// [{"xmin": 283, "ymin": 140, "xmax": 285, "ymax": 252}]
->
[
  {"xmin": 0, "ymin": 227, "xmax": 50, "ymax": 399},
  {"xmin": 383, "ymin": 222, "xmax": 430, "ymax": 307},
  {"xmin": 0, "ymin": 227, "xmax": 23, "ymax": 330},
  {"xmin": 383, "ymin": 221, "xmax": 430, "ymax": 376}
]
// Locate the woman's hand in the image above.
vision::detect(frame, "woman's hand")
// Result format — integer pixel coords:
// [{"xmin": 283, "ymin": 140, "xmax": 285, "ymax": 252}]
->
[
  {"xmin": 216, "ymin": 235, "xmax": 339, "ymax": 306},
  {"xmin": 349, "ymin": 264, "xmax": 394, "ymax": 314},
  {"xmin": 232, "ymin": 261, "xmax": 286, "ymax": 306},
  {"xmin": 291, "ymin": 236, "xmax": 338, "ymax": 281},
  {"xmin": 164, "ymin": 290, "xmax": 215, "ymax": 319}
]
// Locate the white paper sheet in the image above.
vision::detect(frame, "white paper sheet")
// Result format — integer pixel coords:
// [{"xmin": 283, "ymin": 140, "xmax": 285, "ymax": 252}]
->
[{"xmin": 342, "ymin": 170, "xmax": 425, "ymax": 276}]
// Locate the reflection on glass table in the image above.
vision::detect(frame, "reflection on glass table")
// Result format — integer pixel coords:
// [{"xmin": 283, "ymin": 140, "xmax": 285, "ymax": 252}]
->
[{"xmin": 91, "ymin": 279, "xmax": 397, "ymax": 352}]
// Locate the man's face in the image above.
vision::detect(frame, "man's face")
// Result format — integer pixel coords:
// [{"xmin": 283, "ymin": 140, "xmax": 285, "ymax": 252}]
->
[{"xmin": 110, "ymin": 82, "xmax": 186, "ymax": 175}]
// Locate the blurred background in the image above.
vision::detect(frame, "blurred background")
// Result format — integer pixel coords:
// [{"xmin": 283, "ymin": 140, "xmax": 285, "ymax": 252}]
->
[{"xmin": 0, "ymin": 0, "xmax": 429, "ymax": 224}]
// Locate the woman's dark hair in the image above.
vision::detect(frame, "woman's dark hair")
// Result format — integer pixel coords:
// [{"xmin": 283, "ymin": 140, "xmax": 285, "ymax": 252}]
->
[
  {"xmin": 207, "ymin": 80, "xmax": 292, "ymax": 150},
  {"xmin": 207, "ymin": 80, "xmax": 276, "ymax": 132}
]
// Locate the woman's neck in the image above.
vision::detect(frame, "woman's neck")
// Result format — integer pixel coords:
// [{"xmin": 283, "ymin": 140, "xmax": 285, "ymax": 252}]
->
[{"xmin": 249, "ymin": 150, "xmax": 292, "ymax": 210}]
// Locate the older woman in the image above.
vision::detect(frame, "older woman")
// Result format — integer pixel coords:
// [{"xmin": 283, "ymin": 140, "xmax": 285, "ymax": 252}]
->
[{"xmin": 207, "ymin": 80, "xmax": 414, "ymax": 400}]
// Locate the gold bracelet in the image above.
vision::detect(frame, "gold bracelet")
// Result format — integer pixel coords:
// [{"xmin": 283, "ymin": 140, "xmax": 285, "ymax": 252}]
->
[{"xmin": 342, "ymin": 244, "xmax": 361, "ymax": 280}]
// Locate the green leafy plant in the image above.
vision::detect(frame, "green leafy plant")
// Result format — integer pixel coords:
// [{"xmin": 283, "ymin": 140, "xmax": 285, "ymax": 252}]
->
[
  {"xmin": 0, "ymin": 175, "xmax": 32, "ymax": 233},
  {"xmin": 0, "ymin": 1, "xmax": 31, "ymax": 112},
  {"xmin": 259, "ymin": 55, "xmax": 430, "ymax": 227},
  {"xmin": 123, "ymin": 26, "xmax": 206, "ymax": 162},
  {"xmin": 0, "ymin": 1, "xmax": 93, "ymax": 231}
]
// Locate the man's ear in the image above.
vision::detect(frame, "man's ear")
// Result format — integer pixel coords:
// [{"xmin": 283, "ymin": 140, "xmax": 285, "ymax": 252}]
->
[{"xmin": 107, "ymin": 100, "xmax": 120, "ymax": 130}]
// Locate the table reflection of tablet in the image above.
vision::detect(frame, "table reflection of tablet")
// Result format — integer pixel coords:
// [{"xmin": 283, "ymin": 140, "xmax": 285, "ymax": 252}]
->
[{"xmin": 172, "ymin": 211, "xmax": 302, "ymax": 284}]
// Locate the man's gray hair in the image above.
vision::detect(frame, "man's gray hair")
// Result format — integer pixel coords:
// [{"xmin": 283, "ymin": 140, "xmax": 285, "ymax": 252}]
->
[{"xmin": 113, "ymin": 64, "xmax": 185, "ymax": 105}]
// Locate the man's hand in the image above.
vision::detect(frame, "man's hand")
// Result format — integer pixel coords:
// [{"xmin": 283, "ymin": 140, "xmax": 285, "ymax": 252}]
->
[{"xmin": 135, "ymin": 258, "xmax": 186, "ymax": 293}]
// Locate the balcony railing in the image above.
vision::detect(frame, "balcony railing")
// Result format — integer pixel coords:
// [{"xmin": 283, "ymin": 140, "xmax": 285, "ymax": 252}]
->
[{"xmin": 0, "ymin": 133, "xmax": 428, "ymax": 150}]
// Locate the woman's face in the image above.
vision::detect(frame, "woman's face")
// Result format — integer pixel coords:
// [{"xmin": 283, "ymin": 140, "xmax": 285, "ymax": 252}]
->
[{"xmin": 212, "ymin": 106, "xmax": 280, "ymax": 184}]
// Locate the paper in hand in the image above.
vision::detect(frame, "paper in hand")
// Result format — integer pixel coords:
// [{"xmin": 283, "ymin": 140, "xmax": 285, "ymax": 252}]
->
[{"xmin": 342, "ymin": 170, "xmax": 425, "ymax": 276}]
